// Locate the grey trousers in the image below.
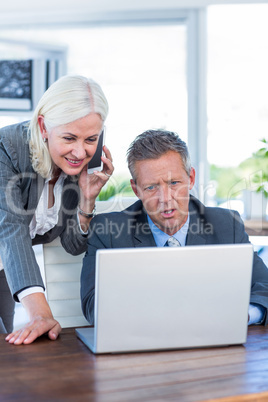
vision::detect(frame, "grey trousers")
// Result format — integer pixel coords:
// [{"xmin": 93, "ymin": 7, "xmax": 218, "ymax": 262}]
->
[{"xmin": 0, "ymin": 270, "xmax": 15, "ymax": 334}]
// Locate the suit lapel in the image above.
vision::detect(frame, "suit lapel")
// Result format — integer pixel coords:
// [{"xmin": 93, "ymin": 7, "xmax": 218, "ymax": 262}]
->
[
  {"xmin": 60, "ymin": 176, "xmax": 79, "ymax": 212},
  {"xmin": 131, "ymin": 197, "xmax": 210, "ymax": 247},
  {"xmin": 186, "ymin": 197, "xmax": 207, "ymax": 246},
  {"xmin": 186, "ymin": 229, "xmax": 207, "ymax": 245},
  {"xmin": 26, "ymin": 173, "xmax": 45, "ymax": 215},
  {"xmin": 132, "ymin": 207, "xmax": 156, "ymax": 247}
]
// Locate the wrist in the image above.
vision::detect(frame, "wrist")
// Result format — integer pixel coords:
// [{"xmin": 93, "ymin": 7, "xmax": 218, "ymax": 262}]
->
[
  {"xmin": 77, "ymin": 203, "xmax": 96, "ymax": 219},
  {"xmin": 17, "ymin": 286, "xmax": 45, "ymax": 302},
  {"xmin": 21, "ymin": 292, "xmax": 53, "ymax": 320}
]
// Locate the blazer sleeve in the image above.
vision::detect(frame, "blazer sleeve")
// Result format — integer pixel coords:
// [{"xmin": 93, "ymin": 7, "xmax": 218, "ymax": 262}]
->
[
  {"xmin": 0, "ymin": 124, "xmax": 88, "ymax": 300},
  {"xmin": 31, "ymin": 176, "xmax": 88, "ymax": 255},
  {"xmin": 80, "ymin": 215, "xmax": 111, "ymax": 324},
  {"xmin": 58, "ymin": 179, "xmax": 88, "ymax": 255},
  {"xmin": 0, "ymin": 133, "xmax": 44, "ymax": 300},
  {"xmin": 233, "ymin": 210, "xmax": 268, "ymax": 325}
]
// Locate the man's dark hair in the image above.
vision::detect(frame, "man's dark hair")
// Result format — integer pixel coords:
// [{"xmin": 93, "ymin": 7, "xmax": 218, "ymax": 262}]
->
[{"xmin": 127, "ymin": 129, "xmax": 191, "ymax": 181}]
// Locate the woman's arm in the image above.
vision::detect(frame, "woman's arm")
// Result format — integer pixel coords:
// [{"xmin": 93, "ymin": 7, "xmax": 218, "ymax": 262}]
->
[
  {"xmin": 5, "ymin": 293, "xmax": 61, "ymax": 345},
  {"xmin": 0, "ymin": 125, "xmax": 60, "ymax": 344}
]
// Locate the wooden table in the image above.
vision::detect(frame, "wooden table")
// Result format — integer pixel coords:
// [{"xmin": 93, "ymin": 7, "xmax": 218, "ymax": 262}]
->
[{"xmin": 1, "ymin": 326, "xmax": 268, "ymax": 402}]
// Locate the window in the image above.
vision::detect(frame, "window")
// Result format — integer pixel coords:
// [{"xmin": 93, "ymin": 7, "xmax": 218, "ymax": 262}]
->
[
  {"xmin": 207, "ymin": 4, "xmax": 268, "ymax": 210},
  {"xmin": 0, "ymin": 23, "xmax": 188, "ymax": 179}
]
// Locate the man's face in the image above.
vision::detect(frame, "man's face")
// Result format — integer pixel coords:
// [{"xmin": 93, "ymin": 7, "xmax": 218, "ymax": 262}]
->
[{"xmin": 130, "ymin": 151, "xmax": 195, "ymax": 236}]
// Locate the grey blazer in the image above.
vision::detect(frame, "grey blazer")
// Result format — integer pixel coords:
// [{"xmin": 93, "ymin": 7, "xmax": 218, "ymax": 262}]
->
[
  {"xmin": 0, "ymin": 121, "xmax": 87, "ymax": 300},
  {"xmin": 81, "ymin": 197, "xmax": 268, "ymax": 325}
]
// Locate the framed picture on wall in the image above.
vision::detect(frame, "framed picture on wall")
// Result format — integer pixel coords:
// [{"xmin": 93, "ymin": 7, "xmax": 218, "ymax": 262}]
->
[{"xmin": 0, "ymin": 60, "xmax": 32, "ymax": 111}]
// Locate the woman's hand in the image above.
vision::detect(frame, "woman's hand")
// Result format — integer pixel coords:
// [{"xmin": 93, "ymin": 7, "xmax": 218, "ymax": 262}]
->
[
  {"xmin": 78, "ymin": 145, "xmax": 114, "ymax": 210},
  {"xmin": 5, "ymin": 293, "xmax": 61, "ymax": 345}
]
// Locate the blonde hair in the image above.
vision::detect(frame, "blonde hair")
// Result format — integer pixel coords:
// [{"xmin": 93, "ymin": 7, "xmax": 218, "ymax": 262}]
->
[{"xmin": 28, "ymin": 75, "xmax": 109, "ymax": 178}]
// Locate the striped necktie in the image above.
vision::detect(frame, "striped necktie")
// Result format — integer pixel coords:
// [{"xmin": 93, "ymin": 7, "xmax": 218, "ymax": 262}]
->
[{"xmin": 165, "ymin": 237, "xmax": 181, "ymax": 247}]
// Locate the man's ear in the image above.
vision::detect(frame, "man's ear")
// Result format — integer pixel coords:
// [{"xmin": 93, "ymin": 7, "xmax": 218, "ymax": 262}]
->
[
  {"xmin": 130, "ymin": 179, "xmax": 140, "ymax": 198},
  {"xmin": 189, "ymin": 167, "xmax": 196, "ymax": 190}
]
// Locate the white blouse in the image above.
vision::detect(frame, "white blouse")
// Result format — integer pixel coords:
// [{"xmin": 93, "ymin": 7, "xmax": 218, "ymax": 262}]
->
[
  {"xmin": 0, "ymin": 172, "xmax": 66, "ymax": 272},
  {"xmin": 29, "ymin": 172, "xmax": 67, "ymax": 239},
  {"xmin": 1, "ymin": 172, "xmax": 86, "ymax": 302}
]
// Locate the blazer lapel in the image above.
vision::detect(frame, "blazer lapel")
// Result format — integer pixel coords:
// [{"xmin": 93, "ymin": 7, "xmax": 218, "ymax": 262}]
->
[
  {"xmin": 131, "ymin": 197, "xmax": 209, "ymax": 247},
  {"xmin": 186, "ymin": 199, "xmax": 207, "ymax": 246},
  {"xmin": 60, "ymin": 176, "xmax": 79, "ymax": 212},
  {"xmin": 133, "ymin": 208, "xmax": 156, "ymax": 248},
  {"xmin": 26, "ymin": 173, "xmax": 45, "ymax": 216}
]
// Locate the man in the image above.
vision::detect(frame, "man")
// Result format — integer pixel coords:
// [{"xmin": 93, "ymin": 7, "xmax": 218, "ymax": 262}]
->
[{"xmin": 81, "ymin": 129, "xmax": 268, "ymax": 325}]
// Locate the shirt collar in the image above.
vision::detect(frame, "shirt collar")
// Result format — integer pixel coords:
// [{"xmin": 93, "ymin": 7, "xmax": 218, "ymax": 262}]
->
[
  {"xmin": 147, "ymin": 214, "xmax": 189, "ymax": 247},
  {"xmin": 45, "ymin": 171, "xmax": 67, "ymax": 184}
]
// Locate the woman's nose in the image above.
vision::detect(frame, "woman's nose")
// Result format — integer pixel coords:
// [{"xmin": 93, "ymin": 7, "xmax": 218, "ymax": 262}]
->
[{"xmin": 71, "ymin": 142, "xmax": 87, "ymax": 159}]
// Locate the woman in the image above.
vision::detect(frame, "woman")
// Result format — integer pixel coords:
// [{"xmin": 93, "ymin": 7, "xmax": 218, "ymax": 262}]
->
[{"xmin": 0, "ymin": 74, "xmax": 113, "ymax": 345}]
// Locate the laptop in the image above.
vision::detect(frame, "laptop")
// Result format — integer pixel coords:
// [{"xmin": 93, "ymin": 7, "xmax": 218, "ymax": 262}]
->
[{"xmin": 76, "ymin": 244, "xmax": 253, "ymax": 354}]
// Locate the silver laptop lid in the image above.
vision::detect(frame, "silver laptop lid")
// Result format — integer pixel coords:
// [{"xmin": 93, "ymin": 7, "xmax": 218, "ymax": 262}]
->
[{"xmin": 87, "ymin": 244, "xmax": 253, "ymax": 354}]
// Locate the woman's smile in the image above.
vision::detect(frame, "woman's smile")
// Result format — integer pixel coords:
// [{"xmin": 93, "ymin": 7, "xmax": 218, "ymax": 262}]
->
[
  {"xmin": 43, "ymin": 113, "xmax": 103, "ymax": 175},
  {"xmin": 65, "ymin": 157, "xmax": 84, "ymax": 167}
]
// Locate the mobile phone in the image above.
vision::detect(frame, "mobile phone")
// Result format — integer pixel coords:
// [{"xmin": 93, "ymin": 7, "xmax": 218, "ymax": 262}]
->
[{"xmin": 87, "ymin": 129, "xmax": 105, "ymax": 174}]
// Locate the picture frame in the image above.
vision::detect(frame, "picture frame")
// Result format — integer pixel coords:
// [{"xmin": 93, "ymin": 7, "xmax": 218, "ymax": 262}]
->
[{"xmin": 0, "ymin": 60, "xmax": 32, "ymax": 111}]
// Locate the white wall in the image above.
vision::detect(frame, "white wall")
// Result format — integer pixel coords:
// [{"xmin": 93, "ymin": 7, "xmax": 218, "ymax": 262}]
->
[{"xmin": 0, "ymin": 0, "xmax": 267, "ymax": 26}]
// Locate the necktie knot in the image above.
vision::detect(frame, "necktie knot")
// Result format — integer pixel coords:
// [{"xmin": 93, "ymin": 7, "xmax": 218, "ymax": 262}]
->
[{"xmin": 166, "ymin": 237, "xmax": 181, "ymax": 247}]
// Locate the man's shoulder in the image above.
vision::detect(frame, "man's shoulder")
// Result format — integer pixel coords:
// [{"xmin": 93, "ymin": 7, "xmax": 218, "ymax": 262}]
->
[
  {"xmin": 190, "ymin": 195, "xmax": 240, "ymax": 223},
  {"xmin": 93, "ymin": 199, "xmax": 143, "ymax": 223}
]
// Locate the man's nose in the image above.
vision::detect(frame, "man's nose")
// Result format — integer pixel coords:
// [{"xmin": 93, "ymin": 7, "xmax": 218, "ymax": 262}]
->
[{"xmin": 159, "ymin": 185, "xmax": 171, "ymax": 203}]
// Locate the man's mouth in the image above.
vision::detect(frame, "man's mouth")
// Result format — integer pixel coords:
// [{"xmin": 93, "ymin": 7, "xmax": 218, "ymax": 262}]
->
[{"xmin": 161, "ymin": 209, "xmax": 175, "ymax": 217}]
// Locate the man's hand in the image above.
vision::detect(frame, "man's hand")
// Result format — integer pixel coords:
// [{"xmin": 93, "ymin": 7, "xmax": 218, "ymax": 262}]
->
[{"xmin": 5, "ymin": 293, "xmax": 61, "ymax": 345}]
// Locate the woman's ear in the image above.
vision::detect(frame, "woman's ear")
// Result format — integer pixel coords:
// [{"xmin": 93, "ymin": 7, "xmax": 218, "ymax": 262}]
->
[{"xmin": 37, "ymin": 115, "xmax": 47, "ymax": 140}]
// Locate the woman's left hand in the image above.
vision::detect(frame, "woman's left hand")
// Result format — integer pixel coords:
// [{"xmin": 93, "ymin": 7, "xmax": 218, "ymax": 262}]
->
[{"xmin": 78, "ymin": 145, "xmax": 114, "ymax": 206}]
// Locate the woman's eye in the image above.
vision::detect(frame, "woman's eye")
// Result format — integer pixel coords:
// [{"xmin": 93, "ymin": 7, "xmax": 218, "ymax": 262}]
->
[
  {"xmin": 87, "ymin": 137, "xmax": 98, "ymax": 143},
  {"xmin": 64, "ymin": 137, "xmax": 74, "ymax": 141}
]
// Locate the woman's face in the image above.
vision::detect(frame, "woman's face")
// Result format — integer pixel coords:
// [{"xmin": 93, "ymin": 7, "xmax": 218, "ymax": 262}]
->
[{"xmin": 39, "ymin": 113, "xmax": 103, "ymax": 176}]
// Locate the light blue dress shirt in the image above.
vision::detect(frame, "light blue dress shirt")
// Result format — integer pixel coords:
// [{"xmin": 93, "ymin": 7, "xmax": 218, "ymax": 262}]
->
[
  {"xmin": 147, "ymin": 214, "xmax": 189, "ymax": 247},
  {"xmin": 147, "ymin": 214, "xmax": 265, "ymax": 325}
]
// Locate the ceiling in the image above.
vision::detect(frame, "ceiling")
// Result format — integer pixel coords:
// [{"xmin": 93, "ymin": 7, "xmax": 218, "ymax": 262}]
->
[{"xmin": 0, "ymin": 0, "xmax": 266, "ymax": 27}]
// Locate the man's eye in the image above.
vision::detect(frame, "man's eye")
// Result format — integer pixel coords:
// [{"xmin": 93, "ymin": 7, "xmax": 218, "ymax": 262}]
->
[
  {"xmin": 64, "ymin": 137, "xmax": 74, "ymax": 141},
  {"xmin": 146, "ymin": 185, "xmax": 155, "ymax": 191}
]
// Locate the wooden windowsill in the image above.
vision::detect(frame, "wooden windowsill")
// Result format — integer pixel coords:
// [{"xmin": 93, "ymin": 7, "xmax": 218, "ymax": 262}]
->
[{"xmin": 244, "ymin": 219, "xmax": 268, "ymax": 236}]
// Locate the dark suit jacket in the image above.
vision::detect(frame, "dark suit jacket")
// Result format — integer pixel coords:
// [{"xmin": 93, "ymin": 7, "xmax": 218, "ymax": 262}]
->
[
  {"xmin": 81, "ymin": 197, "xmax": 268, "ymax": 325},
  {"xmin": 0, "ymin": 122, "xmax": 88, "ymax": 300}
]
